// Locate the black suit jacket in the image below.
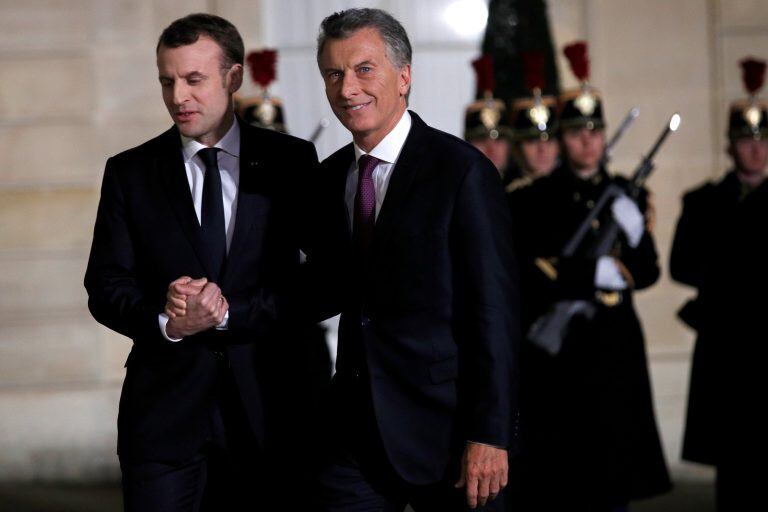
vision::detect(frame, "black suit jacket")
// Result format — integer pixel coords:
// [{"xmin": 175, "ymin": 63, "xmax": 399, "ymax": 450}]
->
[
  {"xmin": 84, "ymin": 118, "xmax": 320, "ymax": 463},
  {"xmin": 320, "ymin": 112, "xmax": 520, "ymax": 485}
]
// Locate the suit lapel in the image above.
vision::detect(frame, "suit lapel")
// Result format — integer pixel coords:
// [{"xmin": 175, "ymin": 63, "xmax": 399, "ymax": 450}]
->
[
  {"xmin": 157, "ymin": 127, "xmax": 218, "ymax": 278},
  {"xmin": 220, "ymin": 121, "xmax": 271, "ymax": 288},
  {"xmin": 372, "ymin": 112, "xmax": 427, "ymax": 251},
  {"xmin": 333, "ymin": 144, "xmax": 355, "ymax": 241}
]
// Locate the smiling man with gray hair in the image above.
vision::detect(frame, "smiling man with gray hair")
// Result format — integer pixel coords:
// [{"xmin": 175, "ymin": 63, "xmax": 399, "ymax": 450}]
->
[{"xmin": 313, "ymin": 8, "xmax": 521, "ymax": 511}]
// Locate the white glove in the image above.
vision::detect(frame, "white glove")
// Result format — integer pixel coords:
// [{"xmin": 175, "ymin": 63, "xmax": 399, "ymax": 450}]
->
[
  {"xmin": 595, "ymin": 255, "xmax": 628, "ymax": 290},
  {"xmin": 611, "ymin": 194, "xmax": 644, "ymax": 248}
]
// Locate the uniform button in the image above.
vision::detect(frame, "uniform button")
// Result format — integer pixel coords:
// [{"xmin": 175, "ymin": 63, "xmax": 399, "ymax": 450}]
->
[{"xmin": 586, "ymin": 199, "xmax": 595, "ymax": 209}]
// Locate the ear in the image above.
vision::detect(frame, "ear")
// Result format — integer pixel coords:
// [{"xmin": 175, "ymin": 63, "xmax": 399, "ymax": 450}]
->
[
  {"xmin": 398, "ymin": 64, "xmax": 411, "ymax": 98},
  {"xmin": 228, "ymin": 63, "xmax": 244, "ymax": 93}
]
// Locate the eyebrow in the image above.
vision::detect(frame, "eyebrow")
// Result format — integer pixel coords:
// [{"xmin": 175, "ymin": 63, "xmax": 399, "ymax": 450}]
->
[
  {"xmin": 322, "ymin": 60, "xmax": 376, "ymax": 74},
  {"xmin": 158, "ymin": 71, "xmax": 207, "ymax": 81}
]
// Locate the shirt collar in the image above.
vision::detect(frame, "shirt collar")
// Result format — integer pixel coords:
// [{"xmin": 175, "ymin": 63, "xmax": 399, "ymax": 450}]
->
[
  {"xmin": 180, "ymin": 116, "xmax": 241, "ymax": 163},
  {"xmin": 353, "ymin": 110, "xmax": 412, "ymax": 165}
]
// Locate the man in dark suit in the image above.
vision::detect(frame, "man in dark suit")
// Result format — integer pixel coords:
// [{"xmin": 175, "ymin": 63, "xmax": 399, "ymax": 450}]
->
[
  {"xmin": 84, "ymin": 13, "xmax": 323, "ymax": 511},
  {"xmin": 313, "ymin": 8, "xmax": 520, "ymax": 511}
]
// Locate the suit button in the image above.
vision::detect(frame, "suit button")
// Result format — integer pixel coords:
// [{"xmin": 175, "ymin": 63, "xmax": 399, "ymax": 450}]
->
[{"xmin": 360, "ymin": 316, "xmax": 371, "ymax": 327}]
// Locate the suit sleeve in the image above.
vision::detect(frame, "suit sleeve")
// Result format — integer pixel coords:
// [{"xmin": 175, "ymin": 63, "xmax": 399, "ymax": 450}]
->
[
  {"xmin": 295, "ymin": 146, "xmax": 347, "ymax": 323},
  {"xmin": 453, "ymin": 157, "xmax": 520, "ymax": 450},
  {"xmin": 84, "ymin": 158, "xmax": 166, "ymax": 345},
  {"xmin": 226, "ymin": 139, "xmax": 339, "ymax": 333}
]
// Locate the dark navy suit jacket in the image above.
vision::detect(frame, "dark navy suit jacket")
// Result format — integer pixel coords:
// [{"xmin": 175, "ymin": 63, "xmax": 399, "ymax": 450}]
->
[
  {"xmin": 320, "ymin": 111, "xmax": 521, "ymax": 485},
  {"xmin": 85, "ymin": 118, "xmax": 324, "ymax": 463}
]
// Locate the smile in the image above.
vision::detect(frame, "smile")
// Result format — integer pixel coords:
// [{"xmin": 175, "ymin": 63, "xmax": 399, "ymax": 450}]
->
[{"xmin": 345, "ymin": 102, "xmax": 371, "ymax": 112}]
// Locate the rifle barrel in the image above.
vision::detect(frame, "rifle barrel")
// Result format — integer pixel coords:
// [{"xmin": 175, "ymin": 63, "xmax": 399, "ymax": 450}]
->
[
  {"xmin": 606, "ymin": 107, "xmax": 640, "ymax": 156},
  {"xmin": 645, "ymin": 113, "xmax": 681, "ymax": 162}
]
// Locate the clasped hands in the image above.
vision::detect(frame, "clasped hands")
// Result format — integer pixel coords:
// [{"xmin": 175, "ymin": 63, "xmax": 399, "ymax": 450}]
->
[{"xmin": 164, "ymin": 276, "xmax": 228, "ymax": 339}]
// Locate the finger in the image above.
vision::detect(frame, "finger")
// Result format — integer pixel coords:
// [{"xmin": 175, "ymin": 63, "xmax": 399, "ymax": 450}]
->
[
  {"xmin": 169, "ymin": 296, "xmax": 187, "ymax": 310},
  {"xmin": 165, "ymin": 307, "xmax": 176, "ymax": 319},
  {"xmin": 169, "ymin": 289, "xmax": 188, "ymax": 301},
  {"xmin": 465, "ymin": 472, "xmax": 479, "ymax": 509},
  {"xmin": 168, "ymin": 306, "xmax": 186, "ymax": 318},
  {"xmin": 173, "ymin": 283, "xmax": 202, "ymax": 296},
  {"xmin": 197, "ymin": 283, "xmax": 221, "ymax": 306},
  {"xmin": 203, "ymin": 289, "xmax": 223, "ymax": 317},
  {"xmin": 214, "ymin": 296, "xmax": 228, "ymax": 324},
  {"xmin": 169, "ymin": 276, "xmax": 192, "ymax": 289},
  {"xmin": 173, "ymin": 277, "xmax": 206, "ymax": 293},
  {"xmin": 489, "ymin": 473, "xmax": 501, "ymax": 501},
  {"xmin": 477, "ymin": 471, "xmax": 490, "ymax": 508}
]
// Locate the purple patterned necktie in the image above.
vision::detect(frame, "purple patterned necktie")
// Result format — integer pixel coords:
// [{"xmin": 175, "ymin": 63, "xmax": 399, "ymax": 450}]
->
[{"xmin": 353, "ymin": 154, "xmax": 380, "ymax": 260}]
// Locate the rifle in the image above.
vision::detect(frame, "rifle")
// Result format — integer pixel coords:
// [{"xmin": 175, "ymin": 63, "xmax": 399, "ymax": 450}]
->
[
  {"xmin": 309, "ymin": 117, "xmax": 330, "ymax": 144},
  {"xmin": 603, "ymin": 107, "xmax": 640, "ymax": 164},
  {"xmin": 528, "ymin": 113, "xmax": 681, "ymax": 355}
]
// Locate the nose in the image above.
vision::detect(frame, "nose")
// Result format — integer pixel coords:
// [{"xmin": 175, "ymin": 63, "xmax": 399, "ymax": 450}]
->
[
  {"xmin": 172, "ymin": 81, "xmax": 189, "ymax": 106},
  {"xmin": 340, "ymin": 72, "xmax": 359, "ymax": 100}
]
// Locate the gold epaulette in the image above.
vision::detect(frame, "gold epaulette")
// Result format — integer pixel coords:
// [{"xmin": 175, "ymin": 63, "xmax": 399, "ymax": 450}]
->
[{"xmin": 505, "ymin": 175, "xmax": 533, "ymax": 193}]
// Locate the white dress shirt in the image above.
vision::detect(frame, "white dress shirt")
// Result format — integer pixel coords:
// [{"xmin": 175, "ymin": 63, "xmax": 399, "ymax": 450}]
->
[
  {"xmin": 345, "ymin": 110, "xmax": 412, "ymax": 227},
  {"xmin": 159, "ymin": 118, "xmax": 240, "ymax": 341}
]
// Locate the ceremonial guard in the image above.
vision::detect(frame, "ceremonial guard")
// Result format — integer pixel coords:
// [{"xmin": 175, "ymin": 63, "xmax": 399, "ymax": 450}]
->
[
  {"xmin": 236, "ymin": 49, "xmax": 288, "ymax": 132},
  {"xmin": 673, "ymin": 57, "xmax": 768, "ymax": 511},
  {"xmin": 464, "ymin": 55, "xmax": 516, "ymax": 184},
  {"xmin": 505, "ymin": 51, "xmax": 559, "ymax": 193},
  {"xmin": 507, "ymin": 41, "xmax": 671, "ymax": 511}
]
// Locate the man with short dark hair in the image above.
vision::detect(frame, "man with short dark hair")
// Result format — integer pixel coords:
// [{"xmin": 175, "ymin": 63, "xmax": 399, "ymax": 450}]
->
[
  {"xmin": 314, "ymin": 8, "xmax": 520, "ymax": 511},
  {"xmin": 85, "ymin": 13, "xmax": 322, "ymax": 511}
]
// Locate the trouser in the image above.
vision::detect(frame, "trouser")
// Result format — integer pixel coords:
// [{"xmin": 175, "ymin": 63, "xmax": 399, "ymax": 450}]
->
[
  {"xmin": 315, "ymin": 371, "xmax": 508, "ymax": 512},
  {"xmin": 120, "ymin": 357, "xmax": 264, "ymax": 512}
]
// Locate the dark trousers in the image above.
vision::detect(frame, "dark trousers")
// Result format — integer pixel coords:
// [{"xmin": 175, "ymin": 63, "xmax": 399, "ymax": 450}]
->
[
  {"xmin": 120, "ymin": 358, "xmax": 264, "ymax": 512},
  {"xmin": 315, "ymin": 371, "xmax": 508, "ymax": 512}
]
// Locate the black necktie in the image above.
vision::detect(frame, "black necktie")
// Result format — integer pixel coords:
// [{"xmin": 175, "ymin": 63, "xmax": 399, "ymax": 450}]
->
[{"xmin": 198, "ymin": 147, "xmax": 226, "ymax": 281}]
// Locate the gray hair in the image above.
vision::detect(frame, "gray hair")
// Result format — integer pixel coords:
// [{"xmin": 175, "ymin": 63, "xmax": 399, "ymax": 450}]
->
[{"xmin": 317, "ymin": 8, "xmax": 412, "ymax": 70}]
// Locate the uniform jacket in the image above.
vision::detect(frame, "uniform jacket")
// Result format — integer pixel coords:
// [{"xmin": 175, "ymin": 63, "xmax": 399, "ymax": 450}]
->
[{"xmin": 508, "ymin": 164, "xmax": 671, "ymax": 507}]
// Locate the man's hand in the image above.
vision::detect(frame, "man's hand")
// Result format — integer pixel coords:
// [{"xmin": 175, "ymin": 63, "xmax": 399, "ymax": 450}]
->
[
  {"xmin": 165, "ymin": 281, "xmax": 228, "ymax": 339},
  {"xmin": 455, "ymin": 442, "xmax": 508, "ymax": 509},
  {"xmin": 165, "ymin": 276, "xmax": 207, "ymax": 318}
]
